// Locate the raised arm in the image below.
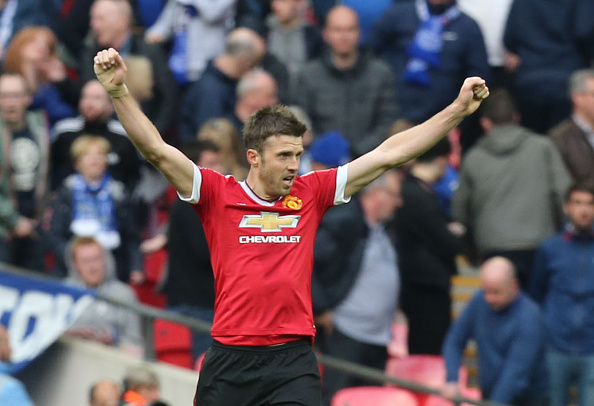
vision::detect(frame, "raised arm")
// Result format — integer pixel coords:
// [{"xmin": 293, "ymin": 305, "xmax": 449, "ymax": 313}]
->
[
  {"xmin": 345, "ymin": 77, "xmax": 489, "ymax": 198},
  {"xmin": 93, "ymin": 48, "xmax": 194, "ymax": 197}
]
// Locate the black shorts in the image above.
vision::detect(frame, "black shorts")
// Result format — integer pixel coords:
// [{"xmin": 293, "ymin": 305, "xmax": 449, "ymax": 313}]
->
[{"xmin": 194, "ymin": 339, "xmax": 321, "ymax": 406}]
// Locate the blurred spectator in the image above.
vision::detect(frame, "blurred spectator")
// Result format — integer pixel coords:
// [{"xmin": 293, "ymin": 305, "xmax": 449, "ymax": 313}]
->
[
  {"xmin": 452, "ymin": 89, "xmax": 571, "ymax": 287},
  {"xmin": 3, "ymin": 26, "xmax": 76, "ymax": 126},
  {"xmin": 529, "ymin": 183, "xmax": 594, "ymax": 406},
  {"xmin": 121, "ymin": 365, "xmax": 164, "ymax": 406},
  {"xmin": 0, "ymin": 0, "xmax": 53, "ymax": 59},
  {"xmin": 503, "ymin": 0, "xmax": 594, "ymax": 134},
  {"xmin": 393, "ymin": 139, "xmax": 463, "ymax": 355},
  {"xmin": 180, "ymin": 27, "xmax": 265, "ymax": 141},
  {"xmin": 145, "ymin": 0, "xmax": 236, "ymax": 85},
  {"xmin": 369, "ymin": 0, "xmax": 489, "ymax": 150},
  {"xmin": 442, "ymin": 257, "xmax": 549, "ymax": 406},
  {"xmin": 160, "ymin": 141, "xmax": 223, "ymax": 359},
  {"xmin": 197, "ymin": 118, "xmax": 248, "ymax": 180},
  {"xmin": 66, "ymin": 236, "xmax": 144, "ymax": 357},
  {"xmin": 294, "ymin": 5, "xmax": 397, "ymax": 157},
  {"xmin": 52, "ymin": 79, "xmax": 142, "ymax": 192},
  {"xmin": 80, "ymin": 0, "xmax": 178, "ymax": 136},
  {"xmin": 266, "ymin": 0, "xmax": 323, "ymax": 81},
  {"xmin": 313, "ymin": 170, "xmax": 402, "ymax": 406},
  {"xmin": 0, "ymin": 72, "xmax": 49, "ymax": 272},
  {"xmin": 89, "ymin": 379, "xmax": 121, "ymax": 406},
  {"xmin": 458, "ymin": 0, "xmax": 514, "ymax": 90},
  {"xmin": 48, "ymin": 136, "xmax": 143, "ymax": 282},
  {"xmin": 227, "ymin": 69, "xmax": 278, "ymax": 133},
  {"xmin": 549, "ymin": 69, "xmax": 594, "ymax": 184},
  {"xmin": 0, "ymin": 324, "xmax": 34, "ymax": 405}
]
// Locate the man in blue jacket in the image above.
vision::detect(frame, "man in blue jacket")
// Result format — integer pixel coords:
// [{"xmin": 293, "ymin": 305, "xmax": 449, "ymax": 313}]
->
[
  {"xmin": 530, "ymin": 183, "xmax": 594, "ymax": 406},
  {"xmin": 442, "ymin": 257, "xmax": 549, "ymax": 405},
  {"xmin": 369, "ymin": 0, "xmax": 490, "ymax": 127}
]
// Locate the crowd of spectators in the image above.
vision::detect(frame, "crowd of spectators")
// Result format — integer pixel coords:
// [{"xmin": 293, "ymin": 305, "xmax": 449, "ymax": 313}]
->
[{"xmin": 0, "ymin": 0, "xmax": 593, "ymax": 405}]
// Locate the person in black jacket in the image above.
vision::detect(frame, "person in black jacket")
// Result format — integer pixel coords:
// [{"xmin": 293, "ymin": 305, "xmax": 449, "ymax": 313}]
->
[
  {"xmin": 51, "ymin": 79, "xmax": 142, "ymax": 191},
  {"xmin": 393, "ymin": 138, "xmax": 464, "ymax": 355}
]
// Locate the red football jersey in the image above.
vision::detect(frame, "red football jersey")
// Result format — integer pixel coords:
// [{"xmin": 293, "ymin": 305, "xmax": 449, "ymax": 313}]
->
[{"xmin": 179, "ymin": 164, "xmax": 350, "ymax": 345}]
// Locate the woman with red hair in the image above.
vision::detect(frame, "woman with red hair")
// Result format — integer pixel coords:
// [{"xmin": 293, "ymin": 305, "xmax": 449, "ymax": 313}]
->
[{"xmin": 3, "ymin": 26, "xmax": 75, "ymax": 125}]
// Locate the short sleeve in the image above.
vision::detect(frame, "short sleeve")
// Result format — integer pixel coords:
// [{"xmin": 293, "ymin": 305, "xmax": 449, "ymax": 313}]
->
[
  {"xmin": 334, "ymin": 164, "xmax": 351, "ymax": 205},
  {"xmin": 177, "ymin": 163, "xmax": 202, "ymax": 203},
  {"xmin": 301, "ymin": 165, "xmax": 351, "ymax": 210}
]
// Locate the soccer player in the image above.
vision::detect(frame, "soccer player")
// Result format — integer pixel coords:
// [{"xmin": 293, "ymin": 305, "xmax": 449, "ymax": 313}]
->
[{"xmin": 93, "ymin": 48, "xmax": 489, "ymax": 406}]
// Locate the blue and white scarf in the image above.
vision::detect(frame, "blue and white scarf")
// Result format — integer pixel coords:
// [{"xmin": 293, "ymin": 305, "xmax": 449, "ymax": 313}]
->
[
  {"xmin": 70, "ymin": 173, "xmax": 121, "ymax": 250},
  {"xmin": 403, "ymin": 0, "xmax": 460, "ymax": 86}
]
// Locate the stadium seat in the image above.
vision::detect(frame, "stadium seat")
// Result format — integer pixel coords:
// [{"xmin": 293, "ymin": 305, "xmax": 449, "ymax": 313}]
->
[
  {"xmin": 331, "ymin": 386, "xmax": 419, "ymax": 406},
  {"xmin": 385, "ymin": 355, "xmax": 468, "ymax": 388},
  {"xmin": 154, "ymin": 319, "xmax": 193, "ymax": 369}
]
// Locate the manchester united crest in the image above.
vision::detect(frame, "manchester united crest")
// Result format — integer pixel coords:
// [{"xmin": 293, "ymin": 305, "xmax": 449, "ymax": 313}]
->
[{"xmin": 282, "ymin": 195, "xmax": 303, "ymax": 210}]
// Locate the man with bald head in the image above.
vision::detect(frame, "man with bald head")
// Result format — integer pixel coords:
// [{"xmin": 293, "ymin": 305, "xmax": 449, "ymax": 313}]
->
[
  {"xmin": 79, "ymin": 0, "xmax": 178, "ymax": 136},
  {"xmin": 441, "ymin": 257, "xmax": 549, "ymax": 405},
  {"xmin": 89, "ymin": 379, "xmax": 120, "ymax": 406},
  {"xmin": 294, "ymin": 5, "xmax": 397, "ymax": 157},
  {"xmin": 180, "ymin": 28, "xmax": 266, "ymax": 141}
]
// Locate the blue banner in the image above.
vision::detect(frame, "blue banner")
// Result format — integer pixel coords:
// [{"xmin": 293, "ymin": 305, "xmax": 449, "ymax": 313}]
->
[{"xmin": 0, "ymin": 271, "xmax": 95, "ymax": 373}]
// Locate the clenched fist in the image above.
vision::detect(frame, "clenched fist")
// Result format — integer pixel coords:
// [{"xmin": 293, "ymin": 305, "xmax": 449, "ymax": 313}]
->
[{"xmin": 93, "ymin": 48, "xmax": 129, "ymax": 98}]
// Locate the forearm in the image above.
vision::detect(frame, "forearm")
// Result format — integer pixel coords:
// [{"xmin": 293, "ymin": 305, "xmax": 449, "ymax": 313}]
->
[
  {"xmin": 345, "ymin": 77, "xmax": 487, "ymax": 198},
  {"xmin": 380, "ymin": 101, "xmax": 465, "ymax": 167},
  {"xmin": 111, "ymin": 93, "xmax": 167, "ymax": 164}
]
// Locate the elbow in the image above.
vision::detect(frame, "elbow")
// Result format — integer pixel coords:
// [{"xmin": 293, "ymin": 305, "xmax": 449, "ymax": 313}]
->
[{"xmin": 142, "ymin": 143, "xmax": 167, "ymax": 166}]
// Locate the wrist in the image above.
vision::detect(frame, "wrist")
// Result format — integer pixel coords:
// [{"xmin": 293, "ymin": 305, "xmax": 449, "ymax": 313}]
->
[
  {"xmin": 108, "ymin": 84, "xmax": 129, "ymax": 98},
  {"xmin": 447, "ymin": 100, "xmax": 468, "ymax": 123}
]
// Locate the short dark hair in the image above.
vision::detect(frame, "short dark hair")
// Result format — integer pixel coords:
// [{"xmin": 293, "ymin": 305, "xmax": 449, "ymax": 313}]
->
[
  {"xmin": 416, "ymin": 138, "xmax": 451, "ymax": 163},
  {"xmin": 480, "ymin": 88, "xmax": 518, "ymax": 124},
  {"xmin": 565, "ymin": 182, "xmax": 594, "ymax": 202},
  {"xmin": 243, "ymin": 105, "xmax": 307, "ymax": 152}
]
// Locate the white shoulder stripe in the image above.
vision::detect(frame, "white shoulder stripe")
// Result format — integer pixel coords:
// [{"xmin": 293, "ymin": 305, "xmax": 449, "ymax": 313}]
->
[
  {"xmin": 334, "ymin": 164, "xmax": 351, "ymax": 205},
  {"xmin": 177, "ymin": 163, "xmax": 201, "ymax": 204}
]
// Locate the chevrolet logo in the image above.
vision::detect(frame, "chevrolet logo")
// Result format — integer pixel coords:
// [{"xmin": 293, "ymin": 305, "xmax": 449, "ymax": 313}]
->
[{"xmin": 239, "ymin": 212, "xmax": 300, "ymax": 232}]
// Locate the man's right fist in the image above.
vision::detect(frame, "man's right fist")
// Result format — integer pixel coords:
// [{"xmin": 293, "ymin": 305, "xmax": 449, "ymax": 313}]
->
[{"xmin": 93, "ymin": 48, "xmax": 129, "ymax": 98}]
